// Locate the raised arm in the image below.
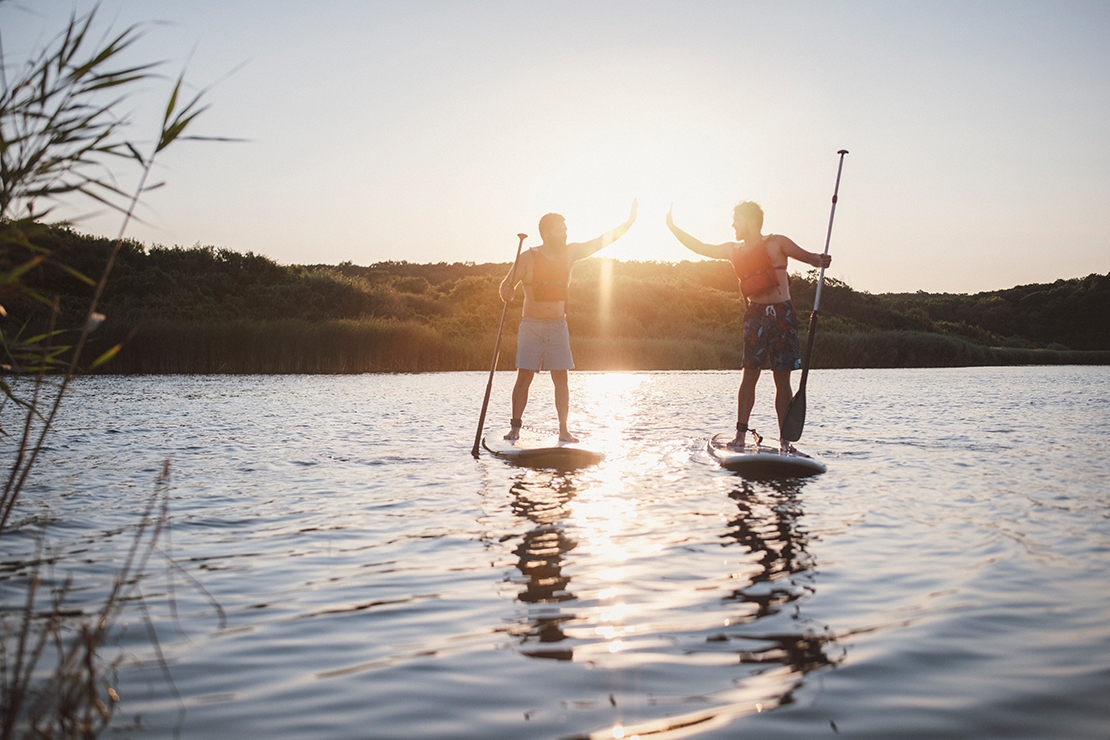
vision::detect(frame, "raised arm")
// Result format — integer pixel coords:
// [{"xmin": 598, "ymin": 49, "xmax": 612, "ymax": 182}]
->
[
  {"xmin": 777, "ymin": 235, "xmax": 832, "ymax": 269},
  {"xmin": 666, "ymin": 205, "xmax": 732, "ymax": 260},
  {"xmin": 570, "ymin": 199, "xmax": 638, "ymax": 260}
]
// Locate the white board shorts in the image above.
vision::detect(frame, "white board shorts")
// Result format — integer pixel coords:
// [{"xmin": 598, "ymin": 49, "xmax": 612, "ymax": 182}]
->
[{"xmin": 515, "ymin": 317, "xmax": 574, "ymax": 371}]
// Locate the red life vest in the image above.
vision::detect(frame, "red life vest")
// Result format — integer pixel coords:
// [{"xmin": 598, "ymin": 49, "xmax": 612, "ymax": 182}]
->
[
  {"xmin": 731, "ymin": 238, "xmax": 780, "ymax": 297},
  {"xmin": 528, "ymin": 248, "xmax": 570, "ymax": 302}
]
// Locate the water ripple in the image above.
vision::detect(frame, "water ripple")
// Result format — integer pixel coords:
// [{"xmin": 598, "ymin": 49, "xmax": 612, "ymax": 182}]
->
[{"xmin": 3, "ymin": 368, "xmax": 1107, "ymax": 739}]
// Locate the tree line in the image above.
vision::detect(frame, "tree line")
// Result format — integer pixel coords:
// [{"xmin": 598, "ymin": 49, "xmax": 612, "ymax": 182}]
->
[{"xmin": 4, "ymin": 224, "xmax": 1108, "ymax": 373}]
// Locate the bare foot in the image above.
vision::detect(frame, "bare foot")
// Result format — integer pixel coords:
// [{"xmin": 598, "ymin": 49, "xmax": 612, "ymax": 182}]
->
[
  {"xmin": 504, "ymin": 428, "xmax": 520, "ymax": 441},
  {"xmin": 726, "ymin": 434, "xmax": 745, "ymax": 449},
  {"xmin": 559, "ymin": 431, "xmax": 579, "ymax": 443}
]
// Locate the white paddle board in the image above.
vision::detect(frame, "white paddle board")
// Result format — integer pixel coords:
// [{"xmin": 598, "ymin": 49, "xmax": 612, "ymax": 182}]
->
[
  {"xmin": 482, "ymin": 428, "xmax": 604, "ymax": 470},
  {"xmin": 707, "ymin": 433, "xmax": 826, "ymax": 478}
]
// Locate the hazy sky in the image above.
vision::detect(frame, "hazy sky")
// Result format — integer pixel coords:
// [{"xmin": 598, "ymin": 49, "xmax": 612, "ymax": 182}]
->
[{"xmin": 6, "ymin": 0, "xmax": 1109, "ymax": 294}]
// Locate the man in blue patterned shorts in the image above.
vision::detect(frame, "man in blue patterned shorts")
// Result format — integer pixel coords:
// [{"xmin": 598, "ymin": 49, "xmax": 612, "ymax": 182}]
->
[{"xmin": 666, "ymin": 201, "xmax": 831, "ymax": 448}]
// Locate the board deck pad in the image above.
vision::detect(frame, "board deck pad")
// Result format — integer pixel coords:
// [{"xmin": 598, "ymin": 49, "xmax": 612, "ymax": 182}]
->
[
  {"xmin": 482, "ymin": 428, "xmax": 604, "ymax": 470},
  {"xmin": 707, "ymin": 433, "xmax": 826, "ymax": 478}
]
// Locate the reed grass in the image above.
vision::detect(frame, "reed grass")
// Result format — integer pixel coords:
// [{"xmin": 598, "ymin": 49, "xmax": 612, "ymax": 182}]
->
[
  {"xmin": 571, "ymin": 336, "xmax": 741, "ymax": 371},
  {"xmin": 1, "ymin": 465, "xmax": 173, "ymax": 740},
  {"xmin": 94, "ymin": 318, "xmax": 499, "ymax": 373},
  {"xmin": 812, "ymin": 330, "xmax": 1110, "ymax": 368},
  {"xmin": 1, "ymin": 4, "xmax": 221, "ymax": 737},
  {"xmin": 89, "ymin": 319, "xmax": 750, "ymax": 374},
  {"xmin": 84, "ymin": 319, "xmax": 1108, "ymax": 375}
]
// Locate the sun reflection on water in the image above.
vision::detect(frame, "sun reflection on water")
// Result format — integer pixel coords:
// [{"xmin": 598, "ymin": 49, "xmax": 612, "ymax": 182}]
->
[{"xmin": 498, "ymin": 371, "xmax": 843, "ymax": 736}]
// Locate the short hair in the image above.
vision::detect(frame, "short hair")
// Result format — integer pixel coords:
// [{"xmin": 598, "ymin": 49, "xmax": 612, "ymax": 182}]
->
[
  {"xmin": 538, "ymin": 212, "xmax": 565, "ymax": 240},
  {"xmin": 732, "ymin": 201, "xmax": 764, "ymax": 230}
]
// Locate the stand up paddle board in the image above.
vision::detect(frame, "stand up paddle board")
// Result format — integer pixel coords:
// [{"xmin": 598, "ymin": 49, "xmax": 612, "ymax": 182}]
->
[
  {"xmin": 707, "ymin": 433, "xmax": 826, "ymax": 478},
  {"xmin": 482, "ymin": 428, "xmax": 604, "ymax": 470}
]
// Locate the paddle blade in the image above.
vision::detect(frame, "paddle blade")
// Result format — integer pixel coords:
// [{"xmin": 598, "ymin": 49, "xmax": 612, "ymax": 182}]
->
[{"xmin": 781, "ymin": 389, "xmax": 807, "ymax": 442}]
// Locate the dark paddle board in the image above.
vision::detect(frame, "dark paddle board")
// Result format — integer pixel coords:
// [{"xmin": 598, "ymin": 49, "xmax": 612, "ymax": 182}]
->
[
  {"xmin": 482, "ymin": 428, "xmax": 604, "ymax": 469},
  {"xmin": 707, "ymin": 433, "xmax": 826, "ymax": 478}
]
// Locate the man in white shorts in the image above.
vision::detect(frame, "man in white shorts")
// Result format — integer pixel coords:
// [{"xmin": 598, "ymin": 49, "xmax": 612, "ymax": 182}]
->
[{"xmin": 500, "ymin": 200, "xmax": 637, "ymax": 442}]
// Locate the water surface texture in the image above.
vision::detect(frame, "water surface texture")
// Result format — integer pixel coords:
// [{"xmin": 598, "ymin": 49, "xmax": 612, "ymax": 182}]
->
[{"xmin": 10, "ymin": 367, "xmax": 1110, "ymax": 739}]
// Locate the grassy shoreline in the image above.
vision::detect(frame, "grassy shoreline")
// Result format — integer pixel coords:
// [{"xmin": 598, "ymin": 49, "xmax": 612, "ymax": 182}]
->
[
  {"xmin": 9, "ymin": 228, "xmax": 1108, "ymax": 377},
  {"xmin": 83, "ymin": 319, "xmax": 1110, "ymax": 374}
]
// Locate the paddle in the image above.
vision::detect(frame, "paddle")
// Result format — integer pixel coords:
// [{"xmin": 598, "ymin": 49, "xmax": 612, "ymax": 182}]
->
[
  {"xmin": 781, "ymin": 150, "xmax": 848, "ymax": 442},
  {"xmin": 472, "ymin": 233, "xmax": 528, "ymax": 457}
]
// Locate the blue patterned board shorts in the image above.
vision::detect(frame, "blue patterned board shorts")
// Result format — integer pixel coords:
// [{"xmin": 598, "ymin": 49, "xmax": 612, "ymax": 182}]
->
[
  {"xmin": 743, "ymin": 301, "xmax": 801, "ymax": 371},
  {"xmin": 516, "ymin": 317, "xmax": 575, "ymax": 371}
]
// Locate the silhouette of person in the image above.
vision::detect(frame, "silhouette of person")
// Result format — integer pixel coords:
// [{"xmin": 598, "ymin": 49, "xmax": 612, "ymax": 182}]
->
[
  {"xmin": 501, "ymin": 200, "xmax": 637, "ymax": 442},
  {"xmin": 667, "ymin": 201, "xmax": 830, "ymax": 448}
]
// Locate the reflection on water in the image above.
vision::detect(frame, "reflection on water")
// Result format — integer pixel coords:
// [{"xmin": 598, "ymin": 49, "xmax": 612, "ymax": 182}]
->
[
  {"xmin": 502, "ymin": 463, "xmax": 841, "ymax": 737},
  {"xmin": 718, "ymin": 480, "xmax": 839, "ymax": 702},
  {"xmin": 723, "ymin": 480, "xmax": 815, "ymax": 619},
  {"xmin": 12, "ymin": 369, "xmax": 1108, "ymax": 739},
  {"xmin": 507, "ymin": 475, "xmax": 579, "ymax": 660}
]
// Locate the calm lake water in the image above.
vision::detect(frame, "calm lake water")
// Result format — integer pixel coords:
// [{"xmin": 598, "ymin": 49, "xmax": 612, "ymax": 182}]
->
[{"xmin": 6, "ymin": 367, "xmax": 1110, "ymax": 739}]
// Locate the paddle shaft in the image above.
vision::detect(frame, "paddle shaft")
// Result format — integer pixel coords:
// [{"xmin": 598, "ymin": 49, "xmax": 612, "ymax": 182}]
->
[
  {"xmin": 795, "ymin": 149, "xmax": 848, "ymax": 397},
  {"xmin": 781, "ymin": 150, "xmax": 847, "ymax": 442},
  {"xmin": 471, "ymin": 233, "xmax": 527, "ymax": 457}
]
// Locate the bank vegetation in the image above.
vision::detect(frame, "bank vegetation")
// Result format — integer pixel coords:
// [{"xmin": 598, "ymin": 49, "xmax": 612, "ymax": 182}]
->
[{"xmin": 5, "ymin": 226, "xmax": 1109, "ymax": 374}]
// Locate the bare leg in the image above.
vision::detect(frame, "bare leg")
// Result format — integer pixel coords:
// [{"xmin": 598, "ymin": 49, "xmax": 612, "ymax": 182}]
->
[
  {"xmin": 505, "ymin": 369, "xmax": 535, "ymax": 440},
  {"xmin": 550, "ymin": 370, "xmax": 578, "ymax": 443},
  {"xmin": 772, "ymin": 369, "xmax": 794, "ymax": 447},
  {"xmin": 731, "ymin": 367, "xmax": 761, "ymax": 447}
]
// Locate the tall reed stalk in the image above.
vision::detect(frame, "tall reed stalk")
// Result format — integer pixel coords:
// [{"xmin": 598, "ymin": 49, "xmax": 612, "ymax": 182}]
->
[{"xmin": 1, "ymin": 3, "xmax": 221, "ymax": 736}]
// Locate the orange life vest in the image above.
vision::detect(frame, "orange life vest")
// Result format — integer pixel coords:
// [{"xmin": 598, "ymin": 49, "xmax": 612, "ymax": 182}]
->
[
  {"xmin": 528, "ymin": 248, "xmax": 570, "ymax": 302},
  {"xmin": 731, "ymin": 238, "xmax": 780, "ymax": 297}
]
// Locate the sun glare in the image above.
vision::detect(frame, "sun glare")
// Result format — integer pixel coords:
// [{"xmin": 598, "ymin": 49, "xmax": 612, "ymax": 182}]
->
[
  {"xmin": 598, "ymin": 257, "xmax": 614, "ymax": 337},
  {"xmin": 533, "ymin": 125, "xmax": 744, "ymax": 263},
  {"xmin": 575, "ymin": 372, "xmax": 644, "ymax": 448}
]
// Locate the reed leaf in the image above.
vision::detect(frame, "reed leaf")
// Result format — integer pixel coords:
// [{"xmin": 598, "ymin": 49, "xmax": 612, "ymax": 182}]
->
[{"xmin": 1, "ymin": 2, "xmax": 226, "ymax": 735}]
